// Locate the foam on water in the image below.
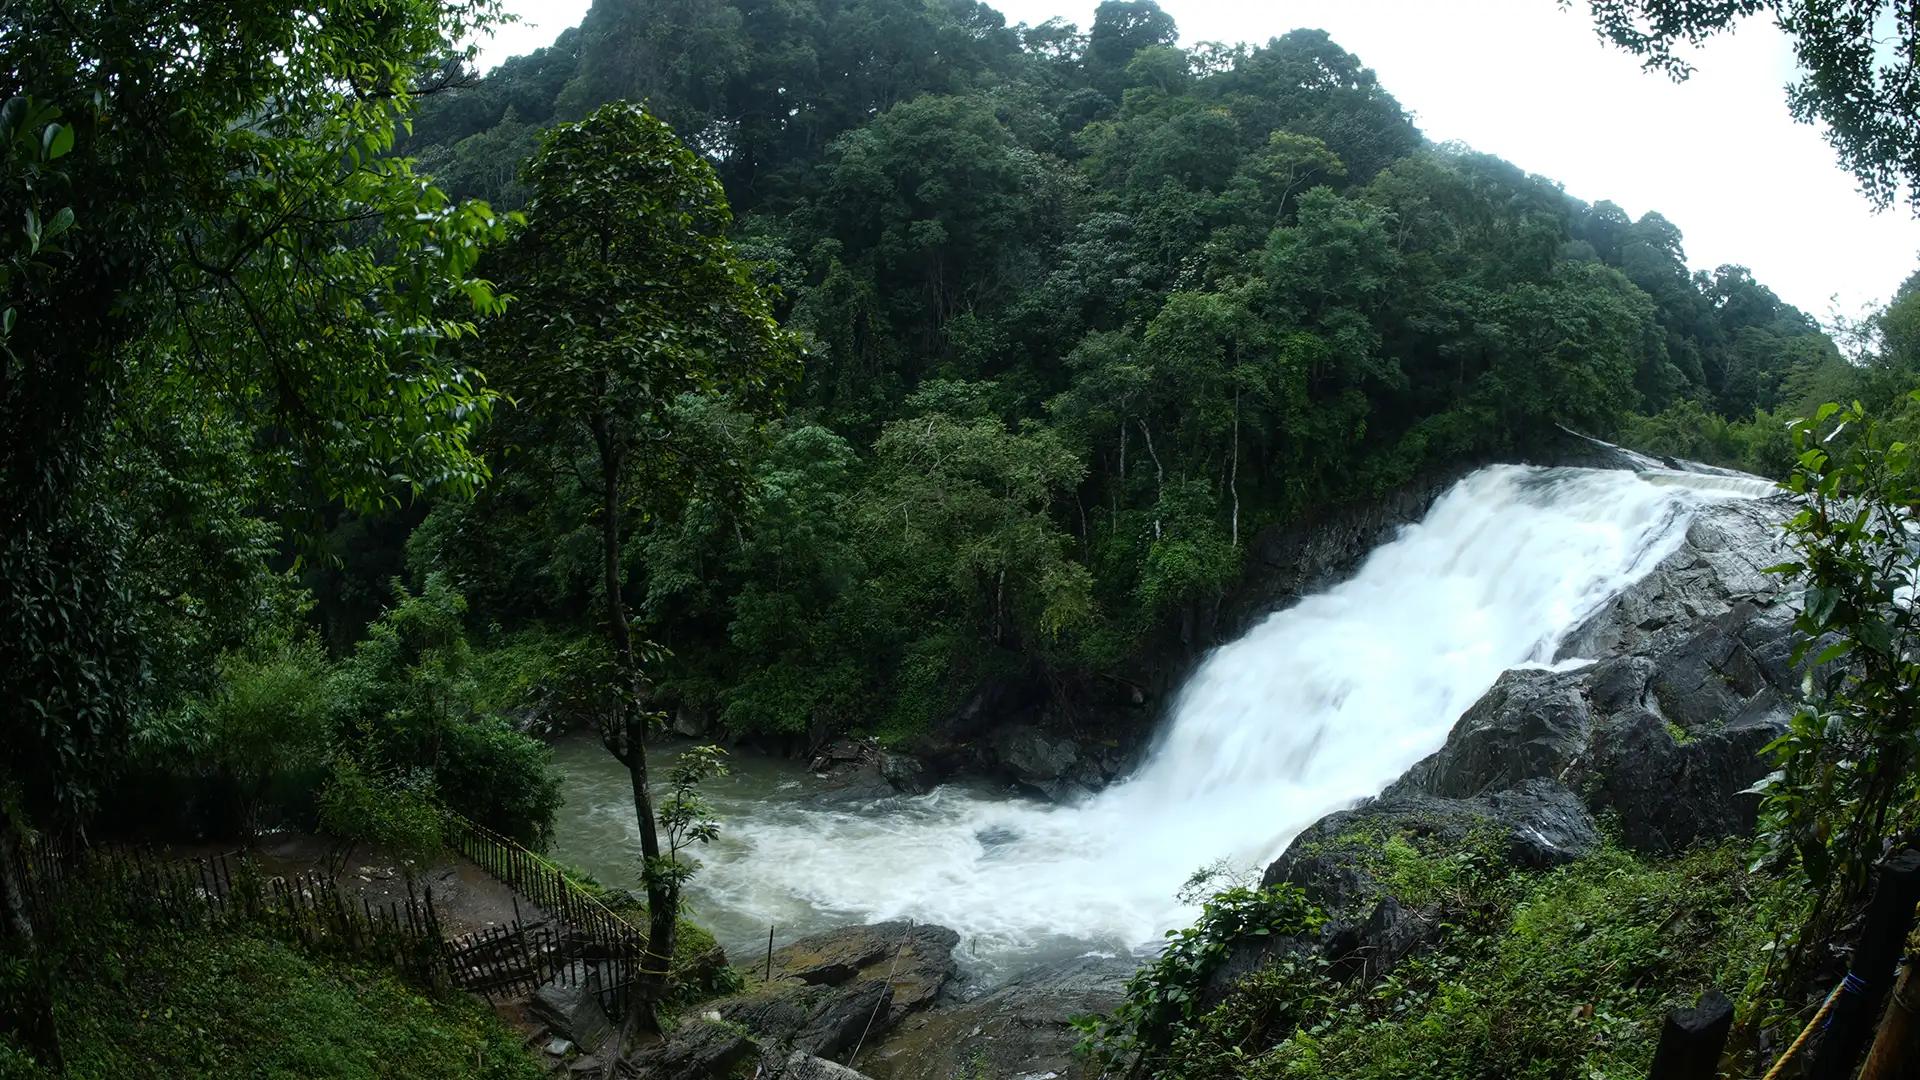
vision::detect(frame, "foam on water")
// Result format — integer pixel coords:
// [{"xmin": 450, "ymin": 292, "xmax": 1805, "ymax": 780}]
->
[{"xmin": 560, "ymin": 465, "xmax": 1775, "ymax": 977}]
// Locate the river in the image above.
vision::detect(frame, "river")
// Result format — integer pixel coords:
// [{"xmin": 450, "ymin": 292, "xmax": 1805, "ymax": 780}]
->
[{"xmin": 546, "ymin": 464, "xmax": 1777, "ymax": 983}]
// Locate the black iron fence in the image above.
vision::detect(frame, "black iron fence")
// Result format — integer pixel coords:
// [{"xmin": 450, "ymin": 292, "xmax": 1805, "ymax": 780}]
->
[{"xmin": 5, "ymin": 827, "xmax": 650, "ymax": 1019}]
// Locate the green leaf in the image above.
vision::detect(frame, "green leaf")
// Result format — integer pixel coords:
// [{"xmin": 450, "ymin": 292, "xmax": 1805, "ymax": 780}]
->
[
  {"xmin": 1812, "ymin": 640, "xmax": 1854, "ymax": 667},
  {"xmin": 43, "ymin": 121, "xmax": 73, "ymax": 160}
]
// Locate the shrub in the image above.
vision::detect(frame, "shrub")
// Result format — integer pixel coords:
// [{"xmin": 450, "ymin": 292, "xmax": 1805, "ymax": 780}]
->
[
  {"xmin": 1077, "ymin": 881, "xmax": 1322, "ymax": 1068},
  {"xmin": 436, "ymin": 719, "xmax": 562, "ymax": 847},
  {"xmin": 328, "ymin": 578, "xmax": 565, "ymax": 844},
  {"xmin": 1113, "ymin": 842, "xmax": 1777, "ymax": 1080},
  {"xmin": 315, "ymin": 757, "xmax": 443, "ymax": 875}
]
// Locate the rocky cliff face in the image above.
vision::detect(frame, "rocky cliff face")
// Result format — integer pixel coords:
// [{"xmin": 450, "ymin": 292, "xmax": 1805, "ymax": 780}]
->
[{"xmin": 1229, "ymin": 491, "xmax": 1799, "ymax": 985}]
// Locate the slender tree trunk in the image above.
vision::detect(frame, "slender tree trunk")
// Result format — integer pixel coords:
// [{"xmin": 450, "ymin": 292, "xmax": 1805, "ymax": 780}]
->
[
  {"xmin": 0, "ymin": 820, "xmax": 61, "ymax": 1069},
  {"xmin": 0, "ymin": 825, "xmax": 33, "ymax": 944},
  {"xmin": 1138, "ymin": 419, "xmax": 1164, "ymax": 541},
  {"xmin": 591, "ymin": 417, "xmax": 675, "ymax": 1033},
  {"xmin": 1229, "ymin": 387, "xmax": 1241, "ymax": 548}
]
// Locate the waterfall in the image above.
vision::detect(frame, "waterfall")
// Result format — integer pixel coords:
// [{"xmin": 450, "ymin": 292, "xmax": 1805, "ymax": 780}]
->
[{"xmin": 567, "ymin": 464, "xmax": 1777, "ymax": 976}]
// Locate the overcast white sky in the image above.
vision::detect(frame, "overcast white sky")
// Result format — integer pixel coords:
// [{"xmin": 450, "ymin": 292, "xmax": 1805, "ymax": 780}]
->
[{"xmin": 480, "ymin": 0, "xmax": 1919, "ymax": 318}]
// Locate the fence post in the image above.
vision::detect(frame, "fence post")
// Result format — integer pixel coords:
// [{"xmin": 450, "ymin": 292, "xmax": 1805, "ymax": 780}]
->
[
  {"xmin": 1647, "ymin": 990, "xmax": 1733, "ymax": 1080},
  {"xmin": 1810, "ymin": 849, "xmax": 1920, "ymax": 1078},
  {"xmin": 1859, "ymin": 957, "xmax": 1920, "ymax": 1080}
]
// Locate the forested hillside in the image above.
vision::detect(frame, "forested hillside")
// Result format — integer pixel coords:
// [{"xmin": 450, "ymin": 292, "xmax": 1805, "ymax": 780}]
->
[{"xmin": 381, "ymin": 0, "xmax": 1886, "ymax": 747}]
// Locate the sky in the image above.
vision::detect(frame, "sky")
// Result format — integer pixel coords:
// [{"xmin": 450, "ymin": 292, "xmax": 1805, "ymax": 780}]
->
[{"xmin": 478, "ymin": 0, "xmax": 1920, "ymax": 319}]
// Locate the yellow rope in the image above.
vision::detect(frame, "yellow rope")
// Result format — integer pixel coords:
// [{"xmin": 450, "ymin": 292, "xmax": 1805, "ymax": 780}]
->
[{"xmin": 1760, "ymin": 981, "xmax": 1847, "ymax": 1080}]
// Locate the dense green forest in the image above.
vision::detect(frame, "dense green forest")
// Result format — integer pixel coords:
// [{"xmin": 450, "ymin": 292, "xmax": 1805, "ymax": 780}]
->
[
  {"xmin": 376, "ymin": 0, "xmax": 1910, "ymax": 751},
  {"xmin": 11, "ymin": 0, "xmax": 1920, "ymax": 859}
]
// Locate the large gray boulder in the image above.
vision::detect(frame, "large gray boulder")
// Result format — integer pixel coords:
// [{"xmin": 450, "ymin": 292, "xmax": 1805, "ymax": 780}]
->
[
  {"xmin": 719, "ymin": 979, "xmax": 893, "ymax": 1059},
  {"xmin": 620, "ymin": 1020, "xmax": 757, "ymax": 1080},
  {"xmin": 1555, "ymin": 495, "xmax": 1788, "ymax": 662},
  {"xmin": 765, "ymin": 921, "xmax": 959, "ymax": 1024},
  {"xmin": 530, "ymin": 966, "xmax": 613, "ymax": 1054},
  {"xmin": 859, "ymin": 954, "xmax": 1136, "ymax": 1080},
  {"xmin": 1391, "ymin": 495, "xmax": 1799, "ymax": 853},
  {"xmin": 707, "ymin": 922, "xmax": 961, "ymax": 1063}
]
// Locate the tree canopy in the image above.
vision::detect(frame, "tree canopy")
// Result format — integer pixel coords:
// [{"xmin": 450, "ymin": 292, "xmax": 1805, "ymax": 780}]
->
[
  {"xmin": 385, "ymin": 0, "xmax": 1861, "ymax": 748},
  {"xmin": 1, "ymin": 0, "xmax": 510, "ymax": 836}
]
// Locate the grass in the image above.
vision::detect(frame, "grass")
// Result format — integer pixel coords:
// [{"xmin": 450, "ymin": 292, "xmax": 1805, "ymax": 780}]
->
[{"xmin": 0, "ymin": 922, "xmax": 541, "ymax": 1080}]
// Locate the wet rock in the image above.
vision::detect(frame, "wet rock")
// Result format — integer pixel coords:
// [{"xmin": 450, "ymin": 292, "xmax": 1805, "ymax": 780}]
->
[
  {"xmin": 859, "ymin": 954, "xmax": 1135, "ymax": 1080},
  {"xmin": 1484, "ymin": 781, "xmax": 1605, "ymax": 867},
  {"xmin": 810, "ymin": 739, "xmax": 874, "ymax": 774},
  {"xmin": 1391, "ymin": 496, "xmax": 1800, "ymax": 854},
  {"xmin": 1234, "ymin": 779, "xmax": 1601, "ymax": 985},
  {"xmin": 671, "ymin": 709, "xmax": 712, "ymax": 739},
  {"xmin": 622, "ymin": 1019, "xmax": 756, "ymax": 1080},
  {"xmin": 764, "ymin": 1050, "xmax": 879, "ymax": 1079},
  {"xmin": 984, "ymin": 725, "xmax": 1099, "ymax": 800},
  {"xmin": 877, "ymin": 750, "xmax": 932, "ymax": 796},
  {"xmin": 990, "ymin": 727, "xmax": 1080, "ymax": 782},
  {"xmin": 1227, "ymin": 469, "xmax": 1469, "ymax": 636},
  {"xmin": 720, "ymin": 978, "xmax": 892, "ymax": 1058},
  {"xmin": 1555, "ymin": 496, "xmax": 1789, "ymax": 662},
  {"xmin": 531, "ymin": 966, "xmax": 612, "ymax": 1053},
  {"xmin": 712, "ymin": 922, "xmax": 961, "ymax": 1062},
  {"xmin": 768, "ymin": 922, "xmax": 959, "ymax": 1024},
  {"xmin": 775, "ymin": 1051, "xmax": 880, "ymax": 1078},
  {"xmin": 1403, "ymin": 669, "xmax": 1594, "ymax": 797},
  {"xmin": 1568, "ymin": 648, "xmax": 1792, "ymax": 851}
]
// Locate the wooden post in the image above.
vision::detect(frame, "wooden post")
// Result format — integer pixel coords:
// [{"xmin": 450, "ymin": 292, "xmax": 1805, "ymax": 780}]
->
[
  {"xmin": 1647, "ymin": 990, "xmax": 1733, "ymax": 1080},
  {"xmin": 1859, "ymin": 959, "xmax": 1920, "ymax": 1080},
  {"xmin": 1811, "ymin": 850, "xmax": 1920, "ymax": 1077},
  {"xmin": 765, "ymin": 924, "xmax": 775, "ymax": 982}
]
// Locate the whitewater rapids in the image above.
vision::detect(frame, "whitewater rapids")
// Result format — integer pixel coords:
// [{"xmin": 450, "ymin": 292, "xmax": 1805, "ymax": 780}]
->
[{"xmin": 552, "ymin": 464, "xmax": 1777, "ymax": 977}]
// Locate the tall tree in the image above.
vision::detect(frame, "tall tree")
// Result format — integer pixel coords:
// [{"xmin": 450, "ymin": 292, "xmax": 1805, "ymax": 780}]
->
[
  {"xmin": 478, "ymin": 101, "xmax": 797, "ymax": 1019},
  {"xmin": 0, "ymin": 0, "xmax": 510, "ymax": 828},
  {"xmin": 0, "ymin": 0, "xmax": 510, "ymax": 1062}
]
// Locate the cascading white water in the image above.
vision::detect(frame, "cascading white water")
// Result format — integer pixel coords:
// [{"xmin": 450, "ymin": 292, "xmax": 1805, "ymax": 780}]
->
[{"xmin": 560, "ymin": 464, "xmax": 1775, "ymax": 977}]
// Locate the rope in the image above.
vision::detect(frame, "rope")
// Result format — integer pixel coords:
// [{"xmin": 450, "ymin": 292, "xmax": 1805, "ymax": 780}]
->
[
  {"xmin": 445, "ymin": 812, "xmax": 646, "ymax": 939},
  {"xmin": 442, "ymin": 812, "xmax": 679, "ymax": 978},
  {"xmin": 1760, "ymin": 977, "xmax": 1851, "ymax": 1080},
  {"xmin": 847, "ymin": 919, "xmax": 912, "ymax": 1067}
]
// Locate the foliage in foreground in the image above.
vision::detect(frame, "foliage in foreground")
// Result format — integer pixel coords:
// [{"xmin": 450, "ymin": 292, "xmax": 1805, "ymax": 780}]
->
[
  {"xmin": 1746, "ymin": 394, "xmax": 1920, "ymax": 1008},
  {"xmin": 1092, "ymin": 840, "xmax": 1779, "ymax": 1080},
  {"xmin": 0, "ymin": 920, "xmax": 540, "ymax": 1080}
]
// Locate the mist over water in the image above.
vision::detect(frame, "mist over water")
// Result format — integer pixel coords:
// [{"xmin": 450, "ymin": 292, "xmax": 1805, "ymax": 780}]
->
[{"xmin": 549, "ymin": 465, "xmax": 1775, "ymax": 978}]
